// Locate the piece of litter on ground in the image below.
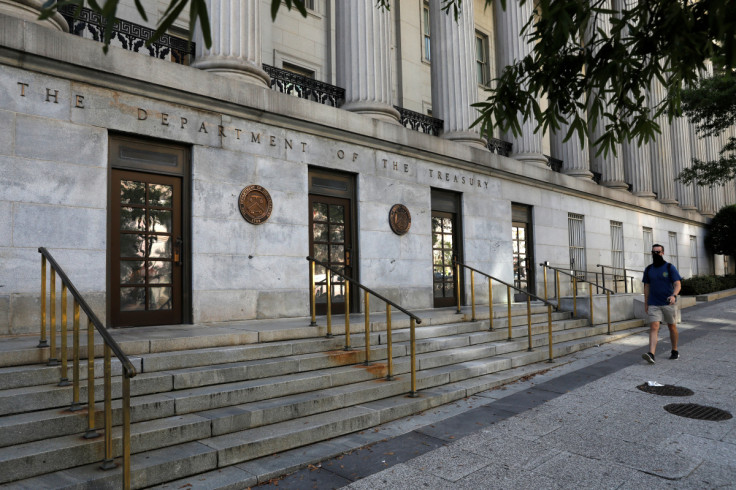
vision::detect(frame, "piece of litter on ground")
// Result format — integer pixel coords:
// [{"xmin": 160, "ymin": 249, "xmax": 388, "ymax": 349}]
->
[{"xmin": 647, "ymin": 381, "xmax": 664, "ymax": 387}]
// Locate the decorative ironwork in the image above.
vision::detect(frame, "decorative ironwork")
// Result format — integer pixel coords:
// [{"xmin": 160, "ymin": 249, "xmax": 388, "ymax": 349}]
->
[
  {"xmin": 394, "ymin": 106, "xmax": 443, "ymax": 136},
  {"xmin": 592, "ymin": 172, "xmax": 602, "ymax": 185},
  {"xmin": 486, "ymin": 138, "xmax": 512, "ymax": 156},
  {"xmin": 664, "ymin": 403, "xmax": 732, "ymax": 421},
  {"xmin": 59, "ymin": 5, "xmax": 194, "ymax": 65},
  {"xmin": 239, "ymin": 185, "xmax": 273, "ymax": 225},
  {"xmin": 546, "ymin": 155, "xmax": 563, "ymax": 173},
  {"xmin": 263, "ymin": 64, "xmax": 345, "ymax": 107},
  {"xmin": 637, "ymin": 384, "xmax": 694, "ymax": 396},
  {"xmin": 389, "ymin": 204, "xmax": 412, "ymax": 235}
]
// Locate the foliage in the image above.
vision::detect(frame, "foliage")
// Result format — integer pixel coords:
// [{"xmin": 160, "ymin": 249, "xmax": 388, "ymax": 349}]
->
[
  {"xmin": 677, "ymin": 73, "xmax": 736, "ymax": 186},
  {"xmin": 680, "ymin": 274, "xmax": 736, "ymax": 295},
  {"xmin": 704, "ymin": 204, "xmax": 736, "ymax": 256}
]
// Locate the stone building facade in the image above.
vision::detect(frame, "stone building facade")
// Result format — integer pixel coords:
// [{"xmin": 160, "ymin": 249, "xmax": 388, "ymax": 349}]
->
[{"xmin": 0, "ymin": 0, "xmax": 733, "ymax": 335}]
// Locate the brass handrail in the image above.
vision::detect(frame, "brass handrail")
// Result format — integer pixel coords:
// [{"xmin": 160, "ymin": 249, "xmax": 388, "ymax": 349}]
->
[
  {"xmin": 540, "ymin": 262, "xmax": 614, "ymax": 334},
  {"xmin": 306, "ymin": 256, "xmax": 422, "ymax": 396},
  {"xmin": 453, "ymin": 260, "xmax": 557, "ymax": 363},
  {"xmin": 596, "ymin": 264, "xmax": 643, "ymax": 293},
  {"xmin": 38, "ymin": 247, "xmax": 135, "ymax": 489}
]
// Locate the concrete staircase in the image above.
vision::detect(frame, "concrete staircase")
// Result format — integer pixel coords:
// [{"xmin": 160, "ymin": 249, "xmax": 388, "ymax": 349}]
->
[{"xmin": 0, "ymin": 304, "xmax": 645, "ymax": 488}]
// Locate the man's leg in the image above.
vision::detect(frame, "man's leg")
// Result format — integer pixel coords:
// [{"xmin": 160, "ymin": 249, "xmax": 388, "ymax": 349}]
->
[
  {"xmin": 668, "ymin": 323, "xmax": 678, "ymax": 351},
  {"xmin": 649, "ymin": 321, "xmax": 660, "ymax": 355}
]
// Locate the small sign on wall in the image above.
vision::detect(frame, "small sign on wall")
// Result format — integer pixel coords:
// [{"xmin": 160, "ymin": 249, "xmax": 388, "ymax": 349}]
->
[
  {"xmin": 239, "ymin": 185, "xmax": 273, "ymax": 225},
  {"xmin": 389, "ymin": 204, "xmax": 411, "ymax": 235}
]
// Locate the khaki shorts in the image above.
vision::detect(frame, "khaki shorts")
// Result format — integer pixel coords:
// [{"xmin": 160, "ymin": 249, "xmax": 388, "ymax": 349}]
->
[{"xmin": 647, "ymin": 304, "xmax": 677, "ymax": 325}]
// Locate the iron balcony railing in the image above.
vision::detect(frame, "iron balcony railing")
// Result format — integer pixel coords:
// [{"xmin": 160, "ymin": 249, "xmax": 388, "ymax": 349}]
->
[
  {"xmin": 540, "ymin": 262, "xmax": 615, "ymax": 334},
  {"xmin": 263, "ymin": 64, "xmax": 345, "ymax": 107},
  {"xmin": 59, "ymin": 5, "xmax": 194, "ymax": 65},
  {"xmin": 546, "ymin": 155, "xmax": 563, "ymax": 173},
  {"xmin": 486, "ymin": 138, "xmax": 512, "ymax": 156},
  {"xmin": 306, "ymin": 256, "xmax": 423, "ymax": 395},
  {"xmin": 38, "ymin": 247, "xmax": 136, "ymax": 489},
  {"xmin": 394, "ymin": 106, "xmax": 444, "ymax": 136},
  {"xmin": 453, "ymin": 260, "xmax": 558, "ymax": 362}
]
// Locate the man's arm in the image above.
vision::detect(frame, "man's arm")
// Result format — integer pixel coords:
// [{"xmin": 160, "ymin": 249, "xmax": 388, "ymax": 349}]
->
[
  {"xmin": 644, "ymin": 283, "xmax": 649, "ymax": 313},
  {"xmin": 669, "ymin": 280, "xmax": 681, "ymax": 304}
]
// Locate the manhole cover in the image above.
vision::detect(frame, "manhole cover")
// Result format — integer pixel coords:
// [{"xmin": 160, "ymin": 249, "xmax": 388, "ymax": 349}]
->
[
  {"xmin": 636, "ymin": 384, "xmax": 694, "ymax": 396},
  {"xmin": 664, "ymin": 403, "xmax": 733, "ymax": 421}
]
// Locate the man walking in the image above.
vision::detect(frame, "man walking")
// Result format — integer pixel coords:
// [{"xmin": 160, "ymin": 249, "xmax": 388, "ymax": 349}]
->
[{"xmin": 642, "ymin": 244, "xmax": 682, "ymax": 364}]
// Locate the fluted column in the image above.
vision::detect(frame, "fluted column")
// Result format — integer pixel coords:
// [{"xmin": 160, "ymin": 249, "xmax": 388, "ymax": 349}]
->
[
  {"xmin": 192, "ymin": 0, "xmax": 270, "ymax": 87},
  {"xmin": 586, "ymin": 0, "xmax": 627, "ymax": 188},
  {"xmin": 336, "ymin": 0, "xmax": 399, "ymax": 123},
  {"xmin": 0, "ymin": 0, "xmax": 68, "ymax": 32},
  {"xmin": 706, "ymin": 133, "xmax": 724, "ymax": 212},
  {"xmin": 622, "ymin": 115, "xmax": 656, "ymax": 198},
  {"xmin": 670, "ymin": 115, "xmax": 697, "ymax": 210},
  {"xmin": 551, "ymin": 107, "xmax": 593, "ymax": 179},
  {"xmin": 429, "ymin": 0, "xmax": 483, "ymax": 145},
  {"xmin": 649, "ymin": 80, "xmax": 678, "ymax": 204},
  {"xmin": 690, "ymin": 122, "xmax": 716, "ymax": 217},
  {"xmin": 493, "ymin": 0, "xmax": 546, "ymax": 163}
]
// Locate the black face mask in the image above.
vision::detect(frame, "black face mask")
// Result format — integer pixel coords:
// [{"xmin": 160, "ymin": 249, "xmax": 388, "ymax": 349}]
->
[{"xmin": 652, "ymin": 253, "xmax": 665, "ymax": 266}]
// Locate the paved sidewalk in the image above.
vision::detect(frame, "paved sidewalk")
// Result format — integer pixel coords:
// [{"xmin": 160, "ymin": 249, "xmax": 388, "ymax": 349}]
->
[{"xmin": 267, "ymin": 297, "xmax": 736, "ymax": 489}]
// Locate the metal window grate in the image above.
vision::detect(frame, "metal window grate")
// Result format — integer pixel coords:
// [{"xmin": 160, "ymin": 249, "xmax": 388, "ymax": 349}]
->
[
  {"xmin": 664, "ymin": 403, "xmax": 732, "ymax": 421},
  {"xmin": 568, "ymin": 213, "xmax": 586, "ymax": 277},
  {"xmin": 611, "ymin": 221, "xmax": 624, "ymax": 272},
  {"xmin": 668, "ymin": 232, "xmax": 679, "ymax": 269}
]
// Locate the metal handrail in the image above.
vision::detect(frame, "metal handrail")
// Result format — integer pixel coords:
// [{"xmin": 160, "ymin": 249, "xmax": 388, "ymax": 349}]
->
[
  {"xmin": 38, "ymin": 247, "xmax": 134, "ymax": 489},
  {"xmin": 540, "ymin": 262, "xmax": 613, "ymax": 334},
  {"xmin": 306, "ymin": 256, "xmax": 422, "ymax": 396},
  {"xmin": 454, "ymin": 260, "xmax": 557, "ymax": 363},
  {"xmin": 596, "ymin": 264, "xmax": 643, "ymax": 293}
]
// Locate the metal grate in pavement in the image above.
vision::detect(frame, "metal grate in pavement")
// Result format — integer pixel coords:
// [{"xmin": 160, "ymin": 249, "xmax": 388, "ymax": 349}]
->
[
  {"xmin": 664, "ymin": 403, "xmax": 733, "ymax": 421},
  {"xmin": 637, "ymin": 384, "xmax": 694, "ymax": 396}
]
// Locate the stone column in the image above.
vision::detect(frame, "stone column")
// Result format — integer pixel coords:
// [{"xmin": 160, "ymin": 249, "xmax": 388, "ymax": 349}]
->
[
  {"xmin": 336, "ymin": 0, "xmax": 399, "ymax": 123},
  {"xmin": 192, "ymin": 0, "xmax": 270, "ymax": 87},
  {"xmin": 428, "ymin": 0, "xmax": 483, "ymax": 146},
  {"xmin": 0, "ymin": 0, "xmax": 68, "ymax": 32},
  {"xmin": 690, "ymin": 123, "xmax": 716, "ymax": 217},
  {"xmin": 551, "ymin": 107, "xmax": 593, "ymax": 179},
  {"xmin": 586, "ymin": 0, "xmax": 627, "ymax": 188},
  {"xmin": 622, "ymin": 117, "xmax": 656, "ymax": 198},
  {"xmin": 648, "ymin": 80, "xmax": 678, "ymax": 204},
  {"xmin": 706, "ymin": 133, "xmax": 724, "ymax": 212},
  {"xmin": 670, "ymin": 115, "xmax": 697, "ymax": 210},
  {"xmin": 493, "ymin": 0, "xmax": 546, "ymax": 163}
]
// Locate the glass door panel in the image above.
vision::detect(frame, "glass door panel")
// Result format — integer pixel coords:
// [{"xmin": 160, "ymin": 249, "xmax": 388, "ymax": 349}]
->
[{"xmin": 432, "ymin": 211, "xmax": 458, "ymax": 307}]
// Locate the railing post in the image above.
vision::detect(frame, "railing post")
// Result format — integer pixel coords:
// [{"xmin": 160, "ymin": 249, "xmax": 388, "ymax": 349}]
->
[
  {"xmin": 344, "ymin": 280, "xmax": 351, "ymax": 350},
  {"xmin": 100, "ymin": 345, "xmax": 115, "ymax": 470},
  {"xmin": 601, "ymin": 266, "xmax": 607, "ymax": 292},
  {"xmin": 507, "ymin": 285, "xmax": 512, "ymax": 340},
  {"xmin": 543, "ymin": 265, "xmax": 548, "ymax": 301},
  {"xmin": 39, "ymin": 255, "xmax": 48, "ymax": 348},
  {"xmin": 84, "ymin": 317, "xmax": 99, "ymax": 439},
  {"xmin": 309, "ymin": 261, "xmax": 317, "ymax": 326},
  {"xmin": 470, "ymin": 270, "xmax": 476, "ymax": 321},
  {"xmin": 589, "ymin": 290, "xmax": 595, "ymax": 326},
  {"xmin": 409, "ymin": 318, "xmax": 417, "ymax": 397},
  {"xmin": 455, "ymin": 262, "xmax": 461, "ymax": 314},
  {"xmin": 488, "ymin": 278, "xmax": 493, "ymax": 331},
  {"xmin": 325, "ymin": 270, "xmax": 333, "ymax": 338},
  {"xmin": 59, "ymin": 284, "xmax": 70, "ymax": 386},
  {"xmin": 48, "ymin": 268, "xmax": 58, "ymax": 366},
  {"xmin": 526, "ymin": 293, "xmax": 532, "ymax": 351},
  {"xmin": 70, "ymin": 300, "xmax": 82, "ymax": 411},
  {"xmin": 607, "ymin": 290, "xmax": 612, "ymax": 335},
  {"xmin": 123, "ymin": 375, "xmax": 131, "ymax": 490},
  {"xmin": 573, "ymin": 277, "xmax": 577, "ymax": 317},
  {"xmin": 555, "ymin": 270, "xmax": 560, "ymax": 303},
  {"xmin": 386, "ymin": 304, "xmax": 393, "ymax": 380},
  {"xmin": 364, "ymin": 292, "xmax": 370, "ymax": 365},
  {"xmin": 623, "ymin": 269, "xmax": 628, "ymax": 293},
  {"xmin": 547, "ymin": 304, "xmax": 554, "ymax": 362}
]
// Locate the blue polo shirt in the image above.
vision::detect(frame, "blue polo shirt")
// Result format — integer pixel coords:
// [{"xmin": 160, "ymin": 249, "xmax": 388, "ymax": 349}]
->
[{"xmin": 643, "ymin": 262, "xmax": 681, "ymax": 306}]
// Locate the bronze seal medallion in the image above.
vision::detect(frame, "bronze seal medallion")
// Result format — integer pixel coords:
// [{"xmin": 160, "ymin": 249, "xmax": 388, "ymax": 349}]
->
[
  {"xmin": 389, "ymin": 204, "xmax": 411, "ymax": 235},
  {"xmin": 238, "ymin": 185, "xmax": 273, "ymax": 224}
]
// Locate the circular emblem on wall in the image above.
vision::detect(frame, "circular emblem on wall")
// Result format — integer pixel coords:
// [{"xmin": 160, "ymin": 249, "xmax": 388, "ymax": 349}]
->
[
  {"xmin": 238, "ymin": 185, "xmax": 273, "ymax": 225},
  {"xmin": 389, "ymin": 204, "xmax": 412, "ymax": 236}
]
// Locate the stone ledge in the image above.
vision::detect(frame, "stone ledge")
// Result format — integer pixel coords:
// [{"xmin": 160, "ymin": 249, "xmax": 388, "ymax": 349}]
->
[{"xmin": 694, "ymin": 287, "xmax": 736, "ymax": 302}]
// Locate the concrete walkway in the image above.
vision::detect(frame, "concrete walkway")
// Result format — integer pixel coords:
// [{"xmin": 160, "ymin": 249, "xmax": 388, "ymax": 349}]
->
[{"xmin": 266, "ymin": 296, "xmax": 736, "ymax": 489}]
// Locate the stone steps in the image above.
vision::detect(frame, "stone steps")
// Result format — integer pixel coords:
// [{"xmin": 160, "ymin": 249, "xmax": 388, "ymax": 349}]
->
[{"xmin": 6, "ymin": 320, "xmax": 645, "ymax": 489}]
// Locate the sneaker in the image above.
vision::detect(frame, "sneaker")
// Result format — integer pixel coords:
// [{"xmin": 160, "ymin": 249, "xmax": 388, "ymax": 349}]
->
[
  {"xmin": 669, "ymin": 350, "xmax": 679, "ymax": 360},
  {"xmin": 642, "ymin": 352, "xmax": 655, "ymax": 364}
]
